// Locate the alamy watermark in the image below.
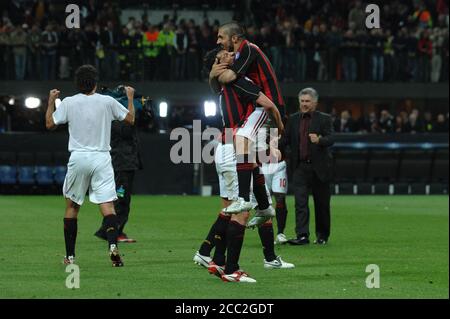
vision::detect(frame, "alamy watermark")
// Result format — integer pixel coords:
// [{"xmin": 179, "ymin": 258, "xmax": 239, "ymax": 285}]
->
[
  {"xmin": 65, "ymin": 264, "xmax": 80, "ymax": 289},
  {"xmin": 365, "ymin": 4, "xmax": 381, "ymax": 29},
  {"xmin": 65, "ymin": 4, "xmax": 80, "ymax": 29},
  {"xmin": 169, "ymin": 121, "xmax": 281, "ymax": 165},
  {"xmin": 365, "ymin": 264, "xmax": 380, "ymax": 288}
]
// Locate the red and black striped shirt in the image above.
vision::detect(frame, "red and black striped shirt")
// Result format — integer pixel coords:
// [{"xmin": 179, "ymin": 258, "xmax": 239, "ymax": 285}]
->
[
  {"xmin": 219, "ymin": 76, "xmax": 262, "ymax": 129},
  {"xmin": 230, "ymin": 40, "xmax": 285, "ymax": 117},
  {"xmin": 218, "ymin": 77, "xmax": 262, "ymax": 143}
]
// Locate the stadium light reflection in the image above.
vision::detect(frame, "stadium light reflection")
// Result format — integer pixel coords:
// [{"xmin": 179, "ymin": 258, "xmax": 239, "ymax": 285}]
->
[
  {"xmin": 25, "ymin": 97, "xmax": 41, "ymax": 109},
  {"xmin": 204, "ymin": 100, "xmax": 217, "ymax": 117},
  {"xmin": 8, "ymin": 98, "xmax": 14, "ymax": 105},
  {"xmin": 159, "ymin": 102, "xmax": 168, "ymax": 118}
]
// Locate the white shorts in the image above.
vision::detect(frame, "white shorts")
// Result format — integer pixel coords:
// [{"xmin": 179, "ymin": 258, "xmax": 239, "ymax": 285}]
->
[
  {"xmin": 261, "ymin": 160, "xmax": 288, "ymax": 194},
  {"xmin": 63, "ymin": 151, "xmax": 117, "ymax": 205},
  {"xmin": 216, "ymin": 143, "xmax": 271, "ymax": 206},
  {"xmin": 236, "ymin": 107, "xmax": 268, "ymax": 151},
  {"xmin": 216, "ymin": 143, "xmax": 238, "ymax": 200}
]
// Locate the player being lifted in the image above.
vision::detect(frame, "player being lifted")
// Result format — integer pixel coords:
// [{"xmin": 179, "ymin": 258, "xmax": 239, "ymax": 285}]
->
[
  {"xmin": 193, "ymin": 48, "xmax": 292, "ymax": 283},
  {"xmin": 214, "ymin": 22, "xmax": 286, "ymax": 228}
]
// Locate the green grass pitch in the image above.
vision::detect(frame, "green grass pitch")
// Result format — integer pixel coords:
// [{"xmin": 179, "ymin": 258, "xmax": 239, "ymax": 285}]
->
[{"xmin": 0, "ymin": 195, "xmax": 448, "ymax": 299}]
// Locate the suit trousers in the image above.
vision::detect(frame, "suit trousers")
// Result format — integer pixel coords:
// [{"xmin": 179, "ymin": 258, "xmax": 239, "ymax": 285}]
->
[
  {"xmin": 114, "ymin": 170, "xmax": 135, "ymax": 234},
  {"xmin": 293, "ymin": 162, "xmax": 331, "ymax": 240}
]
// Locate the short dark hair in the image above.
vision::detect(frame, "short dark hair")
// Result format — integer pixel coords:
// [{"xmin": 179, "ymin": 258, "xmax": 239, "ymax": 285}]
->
[
  {"xmin": 219, "ymin": 21, "xmax": 246, "ymax": 39},
  {"xmin": 75, "ymin": 65, "xmax": 98, "ymax": 94},
  {"xmin": 202, "ymin": 47, "xmax": 222, "ymax": 75}
]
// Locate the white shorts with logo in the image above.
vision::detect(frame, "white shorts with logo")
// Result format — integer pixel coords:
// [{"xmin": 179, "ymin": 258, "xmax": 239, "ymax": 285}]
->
[
  {"xmin": 63, "ymin": 151, "xmax": 117, "ymax": 205},
  {"xmin": 261, "ymin": 160, "xmax": 288, "ymax": 194},
  {"xmin": 236, "ymin": 107, "xmax": 268, "ymax": 151},
  {"xmin": 215, "ymin": 143, "xmax": 271, "ymax": 206}
]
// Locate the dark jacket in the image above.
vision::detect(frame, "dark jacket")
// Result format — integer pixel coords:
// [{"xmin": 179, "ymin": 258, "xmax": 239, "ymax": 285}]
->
[
  {"xmin": 110, "ymin": 121, "xmax": 143, "ymax": 171},
  {"xmin": 282, "ymin": 110, "xmax": 335, "ymax": 182}
]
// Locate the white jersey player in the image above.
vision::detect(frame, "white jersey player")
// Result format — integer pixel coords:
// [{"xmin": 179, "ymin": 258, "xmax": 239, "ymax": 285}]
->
[{"xmin": 45, "ymin": 64, "xmax": 135, "ymax": 267}]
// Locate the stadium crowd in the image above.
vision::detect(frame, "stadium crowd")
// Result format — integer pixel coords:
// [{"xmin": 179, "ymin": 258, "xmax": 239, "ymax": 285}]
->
[
  {"xmin": 0, "ymin": 0, "xmax": 448, "ymax": 82},
  {"xmin": 331, "ymin": 107, "xmax": 449, "ymax": 133}
]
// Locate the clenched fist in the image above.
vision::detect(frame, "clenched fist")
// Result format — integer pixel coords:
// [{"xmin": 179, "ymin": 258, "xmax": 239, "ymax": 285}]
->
[{"xmin": 49, "ymin": 89, "xmax": 60, "ymax": 102}]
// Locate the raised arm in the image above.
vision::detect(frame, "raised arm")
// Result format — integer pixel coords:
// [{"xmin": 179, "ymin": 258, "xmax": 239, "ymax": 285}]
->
[
  {"xmin": 45, "ymin": 89, "xmax": 60, "ymax": 130},
  {"xmin": 256, "ymin": 93, "xmax": 284, "ymax": 136},
  {"xmin": 123, "ymin": 86, "xmax": 135, "ymax": 125},
  {"xmin": 209, "ymin": 60, "xmax": 228, "ymax": 93},
  {"xmin": 217, "ymin": 69, "xmax": 237, "ymax": 84}
]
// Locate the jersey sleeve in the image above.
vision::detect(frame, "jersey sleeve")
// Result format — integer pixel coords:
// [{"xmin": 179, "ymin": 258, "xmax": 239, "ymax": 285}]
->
[
  {"xmin": 230, "ymin": 42, "xmax": 257, "ymax": 76},
  {"xmin": 231, "ymin": 77, "xmax": 261, "ymax": 102},
  {"xmin": 52, "ymin": 98, "xmax": 69, "ymax": 125},
  {"xmin": 110, "ymin": 96, "xmax": 129, "ymax": 121}
]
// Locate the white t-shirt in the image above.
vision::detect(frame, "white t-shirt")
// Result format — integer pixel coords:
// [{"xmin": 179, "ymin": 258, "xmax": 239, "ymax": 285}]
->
[{"xmin": 52, "ymin": 93, "xmax": 129, "ymax": 152}]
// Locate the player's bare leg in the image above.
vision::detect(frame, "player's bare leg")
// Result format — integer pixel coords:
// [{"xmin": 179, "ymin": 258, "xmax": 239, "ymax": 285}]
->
[{"xmin": 99, "ymin": 202, "xmax": 123, "ymax": 267}]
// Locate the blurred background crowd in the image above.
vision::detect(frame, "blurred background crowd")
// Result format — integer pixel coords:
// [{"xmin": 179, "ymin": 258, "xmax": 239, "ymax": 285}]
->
[
  {"xmin": 331, "ymin": 107, "xmax": 448, "ymax": 133},
  {"xmin": 0, "ymin": 0, "xmax": 448, "ymax": 83}
]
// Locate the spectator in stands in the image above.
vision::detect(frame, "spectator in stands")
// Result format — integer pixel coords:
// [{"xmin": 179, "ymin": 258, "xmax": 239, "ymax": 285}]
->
[
  {"xmin": 316, "ymin": 23, "xmax": 328, "ymax": 81},
  {"xmin": 173, "ymin": 21, "xmax": 188, "ymax": 80},
  {"xmin": 369, "ymin": 28, "xmax": 385, "ymax": 82},
  {"xmin": 430, "ymin": 27, "xmax": 444, "ymax": 82},
  {"xmin": 423, "ymin": 111, "xmax": 434, "ymax": 133},
  {"xmin": 326, "ymin": 24, "xmax": 342, "ymax": 81},
  {"xmin": 26, "ymin": 24, "xmax": 41, "ymax": 80},
  {"xmin": 0, "ymin": 0, "xmax": 448, "ymax": 83},
  {"xmin": 355, "ymin": 29, "xmax": 369, "ymax": 81},
  {"xmin": 281, "ymin": 19, "xmax": 298, "ymax": 82},
  {"xmin": 409, "ymin": 109, "xmax": 424, "ymax": 133},
  {"xmin": 384, "ymin": 29, "xmax": 395, "ymax": 81},
  {"xmin": 378, "ymin": 109, "xmax": 395, "ymax": 133},
  {"xmin": 197, "ymin": 22, "xmax": 215, "ymax": 80},
  {"xmin": 334, "ymin": 110, "xmax": 355, "ymax": 133},
  {"xmin": 40, "ymin": 23, "xmax": 58, "ymax": 80},
  {"xmin": 268, "ymin": 24, "xmax": 284, "ymax": 78},
  {"xmin": 142, "ymin": 24, "xmax": 161, "ymax": 81},
  {"xmin": 84, "ymin": 23, "xmax": 99, "ymax": 67},
  {"xmin": 412, "ymin": 2, "xmax": 433, "ymax": 29},
  {"xmin": 395, "ymin": 114, "xmax": 409, "ymax": 133},
  {"xmin": 348, "ymin": 0, "xmax": 365, "ymax": 31},
  {"xmin": 341, "ymin": 29, "xmax": 358, "ymax": 81},
  {"xmin": 357, "ymin": 111, "xmax": 378, "ymax": 133},
  {"xmin": 58, "ymin": 25, "xmax": 71, "ymax": 80},
  {"xmin": 434, "ymin": 113, "xmax": 449, "ymax": 132},
  {"xmin": 406, "ymin": 28, "xmax": 419, "ymax": 81},
  {"xmin": 186, "ymin": 19, "xmax": 200, "ymax": 80},
  {"xmin": 418, "ymin": 29, "xmax": 432, "ymax": 82},
  {"xmin": 157, "ymin": 23, "xmax": 176, "ymax": 81},
  {"xmin": 394, "ymin": 27, "xmax": 409, "ymax": 81},
  {"xmin": 296, "ymin": 28, "xmax": 308, "ymax": 82},
  {"xmin": 11, "ymin": 24, "xmax": 28, "ymax": 80},
  {"xmin": 100, "ymin": 21, "xmax": 120, "ymax": 80},
  {"xmin": 0, "ymin": 22, "xmax": 11, "ymax": 80},
  {"xmin": 118, "ymin": 26, "xmax": 132, "ymax": 81},
  {"xmin": 399, "ymin": 110, "xmax": 412, "ymax": 133}
]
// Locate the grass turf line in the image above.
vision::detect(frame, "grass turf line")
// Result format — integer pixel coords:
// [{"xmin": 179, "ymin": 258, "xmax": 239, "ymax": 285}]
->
[{"xmin": 0, "ymin": 195, "xmax": 448, "ymax": 298}]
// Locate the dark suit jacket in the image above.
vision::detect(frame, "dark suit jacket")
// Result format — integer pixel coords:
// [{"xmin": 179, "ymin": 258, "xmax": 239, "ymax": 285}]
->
[{"xmin": 282, "ymin": 110, "xmax": 335, "ymax": 182}]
